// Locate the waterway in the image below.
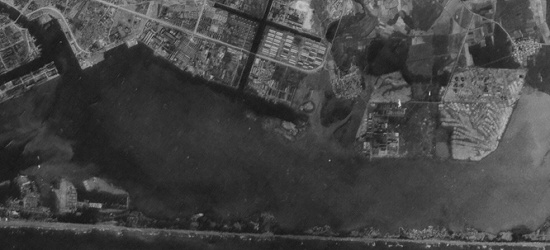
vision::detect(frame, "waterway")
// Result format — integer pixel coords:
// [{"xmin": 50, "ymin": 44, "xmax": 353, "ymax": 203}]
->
[
  {"xmin": 0, "ymin": 2, "xmax": 75, "ymax": 84},
  {"xmin": 526, "ymin": 46, "xmax": 550, "ymax": 94},
  {"xmin": 238, "ymin": 0, "xmax": 274, "ymax": 90},
  {"xmin": 5, "ymin": 40, "xmax": 550, "ymax": 236},
  {"xmin": 0, "ymin": 2, "xmax": 78, "ymax": 181}
]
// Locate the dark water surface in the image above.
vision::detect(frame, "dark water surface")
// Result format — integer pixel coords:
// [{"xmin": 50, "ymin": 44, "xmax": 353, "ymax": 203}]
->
[
  {"xmin": 2, "ymin": 3, "xmax": 550, "ymax": 248},
  {"xmin": 3, "ymin": 42, "xmax": 550, "ymax": 235}
]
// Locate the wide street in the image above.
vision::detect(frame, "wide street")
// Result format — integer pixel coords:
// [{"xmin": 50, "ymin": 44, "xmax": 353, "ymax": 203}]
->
[{"xmin": 91, "ymin": 0, "xmax": 329, "ymax": 74}]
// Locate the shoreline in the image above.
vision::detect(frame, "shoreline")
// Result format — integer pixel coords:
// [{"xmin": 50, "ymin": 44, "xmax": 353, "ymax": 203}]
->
[{"xmin": 0, "ymin": 220, "xmax": 549, "ymax": 248}]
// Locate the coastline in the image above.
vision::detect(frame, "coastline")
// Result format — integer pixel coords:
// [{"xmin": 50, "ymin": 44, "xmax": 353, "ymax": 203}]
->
[{"xmin": 0, "ymin": 220, "xmax": 548, "ymax": 249}]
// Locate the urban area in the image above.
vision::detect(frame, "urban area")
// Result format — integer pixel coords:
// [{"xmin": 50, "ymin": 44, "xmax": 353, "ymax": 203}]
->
[
  {"xmin": 10, "ymin": 0, "xmax": 332, "ymax": 93},
  {"xmin": 1, "ymin": 0, "xmax": 547, "ymax": 165},
  {"xmin": 0, "ymin": 13, "xmax": 40, "ymax": 74},
  {"xmin": 0, "ymin": 14, "xmax": 56, "ymax": 104},
  {"xmin": 0, "ymin": 0, "xmax": 550, "ymax": 245}
]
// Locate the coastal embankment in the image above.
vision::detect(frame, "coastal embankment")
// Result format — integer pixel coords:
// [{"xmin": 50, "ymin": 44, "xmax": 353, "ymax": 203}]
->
[{"xmin": 0, "ymin": 220, "xmax": 546, "ymax": 250}]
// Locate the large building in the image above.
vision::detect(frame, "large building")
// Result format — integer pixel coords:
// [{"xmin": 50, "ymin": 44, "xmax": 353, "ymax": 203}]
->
[
  {"xmin": 259, "ymin": 27, "xmax": 326, "ymax": 70},
  {"xmin": 53, "ymin": 178, "xmax": 78, "ymax": 214}
]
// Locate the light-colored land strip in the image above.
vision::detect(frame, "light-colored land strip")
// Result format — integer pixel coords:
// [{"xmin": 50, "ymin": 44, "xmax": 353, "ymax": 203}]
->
[{"xmin": 0, "ymin": 220, "xmax": 548, "ymax": 248}]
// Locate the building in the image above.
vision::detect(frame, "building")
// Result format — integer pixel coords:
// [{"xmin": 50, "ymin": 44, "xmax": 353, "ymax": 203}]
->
[
  {"xmin": 22, "ymin": 192, "xmax": 40, "ymax": 209},
  {"xmin": 6, "ymin": 175, "xmax": 50, "ymax": 217},
  {"xmin": 355, "ymin": 103, "xmax": 405, "ymax": 159},
  {"xmin": 259, "ymin": 27, "xmax": 326, "ymax": 69},
  {"xmin": 53, "ymin": 178, "xmax": 78, "ymax": 214},
  {"xmin": 14, "ymin": 175, "xmax": 32, "ymax": 196},
  {"xmin": 81, "ymin": 177, "xmax": 130, "ymax": 210},
  {"xmin": 13, "ymin": 175, "xmax": 40, "ymax": 210}
]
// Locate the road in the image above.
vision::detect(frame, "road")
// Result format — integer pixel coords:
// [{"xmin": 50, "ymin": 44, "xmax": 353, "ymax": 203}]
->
[
  {"xmin": 213, "ymin": 2, "xmax": 322, "ymax": 42},
  {"xmin": 0, "ymin": 220, "xmax": 548, "ymax": 249},
  {"xmin": 237, "ymin": 0, "xmax": 274, "ymax": 90},
  {"xmin": 440, "ymin": 9, "xmax": 473, "ymax": 101},
  {"xmin": 192, "ymin": 0, "xmax": 206, "ymax": 36},
  {"xmin": 27, "ymin": 7, "xmax": 91, "ymax": 54},
  {"xmin": 459, "ymin": 1, "xmax": 518, "ymax": 47},
  {"xmin": 0, "ymin": 23, "xmax": 29, "ymax": 70},
  {"xmin": 91, "ymin": 0, "xmax": 326, "ymax": 73}
]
